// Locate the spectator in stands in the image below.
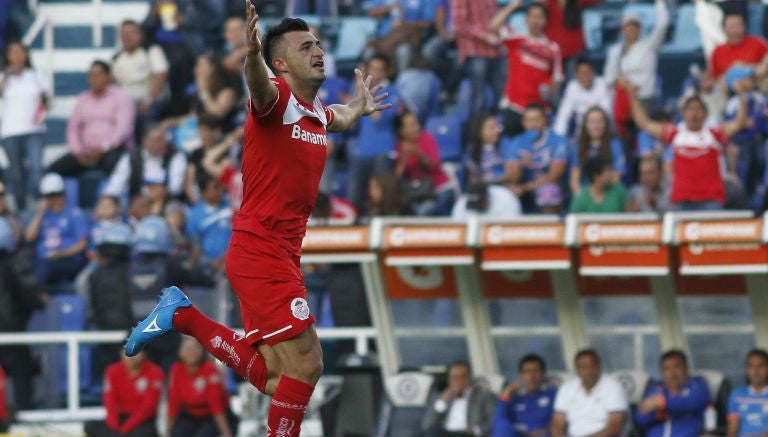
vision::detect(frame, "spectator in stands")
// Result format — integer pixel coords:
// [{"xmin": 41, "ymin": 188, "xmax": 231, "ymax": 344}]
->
[
  {"xmin": 626, "ymin": 156, "xmax": 671, "ymax": 214},
  {"xmin": 50, "ymin": 61, "xmax": 136, "ymax": 178},
  {"xmin": 451, "ymin": 0, "xmax": 505, "ymax": 115},
  {"xmin": 724, "ymin": 67, "xmax": 768, "ymax": 196},
  {"xmin": 396, "ymin": 54, "xmax": 441, "ymax": 122},
  {"xmin": 307, "ymin": 191, "xmax": 359, "ymax": 226},
  {"xmin": 422, "ymin": 361, "xmax": 497, "ymax": 437},
  {"xmin": 625, "ymin": 79, "xmax": 748, "ymax": 211},
  {"xmin": 142, "ymin": 0, "xmax": 196, "ymax": 117},
  {"xmin": 537, "ymin": 183, "xmax": 564, "ymax": 215},
  {"xmin": 128, "ymin": 195, "xmax": 151, "ymax": 228},
  {"xmin": 544, "ymin": 0, "xmax": 602, "ymax": 73},
  {"xmin": 185, "ymin": 113, "xmax": 222, "ymax": 203},
  {"xmin": 221, "ymin": 17, "xmax": 247, "ymax": 75},
  {"xmin": 84, "ymin": 350, "xmax": 164, "ymax": 437},
  {"xmin": 200, "ymin": 128, "xmax": 243, "ymax": 213},
  {"xmin": 490, "ymin": 1, "xmax": 563, "ymax": 138},
  {"xmin": 451, "ymin": 182, "xmax": 521, "ymax": 221},
  {"xmin": 679, "ymin": 66, "xmax": 726, "ymax": 126},
  {"xmin": 0, "ymin": 214, "xmax": 47, "ymax": 412},
  {"xmin": 186, "ymin": 173, "xmax": 232, "ymax": 275},
  {"xmin": 395, "ymin": 110, "xmax": 454, "ymax": 216},
  {"xmin": 365, "ymin": 172, "xmax": 411, "ymax": 218},
  {"xmin": 711, "ymin": 13, "xmax": 768, "ymax": 82},
  {"xmin": 24, "ymin": 173, "xmax": 89, "ymax": 286},
  {"xmin": 605, "ymin": 0, "xmax": 669, "ymax": 144},
  {"xmin": 466, "ymin": 112, "xmax": 506, "ymax": 185},
  {"xmin": 164, "ymin": 200, "xmax": 191, "ymax": 257},
  {"xmin": 0, "ymin": 41, "xmax": 49, "ymax": 213},
  {"xmin": 570, "ymin": 156, "xmax": 628, "ymax": 213},
  {"xmin": 112, "ymin": 20, "xmax": 169, "ymax": 137},
  {"xmin": 551, "ymin": 349, "xmax": 628, "ymax": 437},
  {"xmin": 492, "ymin": 353, "xmax": 557, "ymax": 437},
  {"xmin": 143, "ymin": 166, "xmax": 171, "ymax": 216},
  {"xmin": 727, "ymin": 348, "xmax": 768, "ymax": 437},
  {"xmin": 87, "ymin": 222, "xmax": 134, "ymax": 381},
  {"xmin": 193, "ymin": 53, "xmax": 242, "ymax": 132},
  {"xmin": 366, "ymin": 0, "xmax": 435, "ymax": 75},
  {"xmin": 167, "ymin": 336, "xmax": 238, "ymax": 437},
  {"xmin": 500, "ymin": 103, "xmax": 569, "ymax": 213},
  {"xmin": 347, "ymin": 54, "xmax": 400, "ymax": 209},
  {"xmin": 568, "ymin": 106, "xmax": 626, "ymax": 195},
  {"xmin": 422, "ymin": 0, "xmax": 459, "ymax": 99},
  {"xmin": 553, "ymin": 58, "xmax": 611, "ymax": 139},
  {"xmin": 102, "ymin": 124, "xmax": 187, "ymax": 200},
  {"xmin": 636, "ymin": 349, "xmax": 711, "ymax": 437}
]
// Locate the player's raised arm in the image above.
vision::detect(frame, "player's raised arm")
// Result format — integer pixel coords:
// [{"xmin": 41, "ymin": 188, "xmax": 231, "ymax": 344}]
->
[
  {"xmin": 327, "ymin": 68, "xmax": 391, "ymax": 133},
  {"xmin": 244, "ymin": 0, "xmax": 277, "ymax": 111}
]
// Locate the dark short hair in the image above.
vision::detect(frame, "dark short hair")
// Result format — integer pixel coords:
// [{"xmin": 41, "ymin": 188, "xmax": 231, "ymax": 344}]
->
[
  {"xmin": 394, "ymin": 109, "xmax": 417, "ymax": 136},
  {"xmin": 121, "ymin": 19, "xmax": 140, "ymax": 29},
  {"xmin": 747, "ymin": 348, "xmax": 768, "ymax": 364},
  {"xmin": 722, "ymin": 12, "xmax": 745, "ymax": 28},
  {"xmin": 583, "ymin": 155, "xmax": 611, "ymax": 183},
  {"xmin": 574, "ymin": 57, "xmax": 594, "ymax": 70},
  {"xmin": 640, "ymin": 155, "xmax": 663, "ymax": 172},
  {"xmin": 575, "ymin": 348, "xmax": 600, "ymax": 365},
  {"xmin": 263, "ymin": 17, "xmax": 310, "ymax": 75},
  {"xmin": 519, "ymin": 353, "xmax": 546, "ymax": 373},
  {"xmin": 197, "ymin": 171, "xmax": 216, "ymax": 194},
  {"xmin": 524, "ymin": 102, "xmax": 547, "ymax": 116},
  {"xmin": 91, "ymin": 60, "xmax": 111, "ymax": 75},
  {"xmin": 2, "ymin": 41, "xmax": 32, "ymax": 68},
  {"xmin": 448, "ymin": 360, "xmax": 471, "ymax": 375},
  {"xmin": 368, "ymin": 52, "xmax": 391, "ymax": 70},
  {"xmin": 527, "ymin": 2, "xmax": 549, "ymax": 20},
  {"xmin": 682, "ymin": 94, "xmax": 708, "ymax": 113},
  {"xmin": 661, "ymin": 349, "xmax": 688, "ymax": 366}
]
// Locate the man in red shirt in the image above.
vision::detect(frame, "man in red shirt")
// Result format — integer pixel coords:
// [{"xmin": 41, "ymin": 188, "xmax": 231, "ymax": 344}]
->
[
  {"xmin": 85, "ymin": 350, "xmax": 164, "ymax": 437},
  {"xmin": 623, "ymin": 78, "xmax": 748, "ymax": 211},
  {"xmin": 490, "ymin": 0, "xmax": 564, "ymax": 138},
  {"xmin": 125, "ymin": 2, "xmax": 391, "ymax": 436},
  {"xmin": 711, "ymin": 13, "xmax": 768, "ymax": 81},
  {"xmin": 450, "ymin": 0, "xmax": 505, "ymax": 115}
]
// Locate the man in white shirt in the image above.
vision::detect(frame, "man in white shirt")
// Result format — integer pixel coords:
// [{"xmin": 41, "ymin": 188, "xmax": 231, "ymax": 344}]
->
[
  {"xmin": 553, "ymin": 58, "xmax": 612, "ymax": 139},
  {"xmin": 551, "ymin": 349, "xmax": 628, "ymax": 437},
  {"xmin": 422, "ymin": 362, "xmax": 497, "ymax": 437},
  {"xmin": 112, "ymin": 20, "xmax": 169, "ymax": 130},
  {"xmin": 451, "ymin": 182, "xmax": 521, "ymax": 221}
]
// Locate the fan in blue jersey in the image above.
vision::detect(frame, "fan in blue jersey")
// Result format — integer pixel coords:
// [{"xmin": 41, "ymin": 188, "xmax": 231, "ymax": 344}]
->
[
  {"xmin": 727, "ymin": 349, "xmax": 768, "ymax": 437},
  {"xmin": 492, "ymin": 354, "xmax": 557, "ymax": 437}
]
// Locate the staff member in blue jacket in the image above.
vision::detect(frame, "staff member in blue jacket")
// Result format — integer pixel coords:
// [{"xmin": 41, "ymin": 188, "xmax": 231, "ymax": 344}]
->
[
  {"xmin": 492, "ymin": 354, "xmax": 557, "ymax": 437},
  {"xmin": 636, "ymin": 349, "xmax": 712, "ymax": 437}
]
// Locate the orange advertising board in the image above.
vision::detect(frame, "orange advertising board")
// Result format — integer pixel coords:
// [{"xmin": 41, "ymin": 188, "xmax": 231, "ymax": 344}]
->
[
  {"xmin": 302, "ymin": 226, "xmax": 369, "ymax": 252},
  {"xmin": 575, "ymin": 222, "xmax": 667, "ymax": 276},
  {"xmin": 383, "ymin": 225, "xmax": 466, "ymax": 249},
  {"xmin": 383, "ymin": 264, "xmax": 459, "ymax": 299},
  {"xmin": 480, "ymin": 270, "xmax": 554, "ymax": 298},
  {"xmin": 577, "ymin": 222, "xmax": 662, "ymax": 245},
  {"xmin": 481, "ymin": 223, "xmax": 564, "ymax": 246},
  {"xmin": 479, "ymin": 223, "xmax": 569, "ymax": 270},
  {"xmin": 678, "ymin": 219, "xmax": 763, "ymax": 243}
]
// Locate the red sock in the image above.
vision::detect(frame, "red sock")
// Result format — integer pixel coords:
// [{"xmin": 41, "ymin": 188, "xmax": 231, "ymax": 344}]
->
[
  {"xmin": 173, "ymin": 306, "xmax": 268, "ymax": 392},
  {"xmin": 267, "ymin": 376, "xmax": 314, "ymax": 437}
]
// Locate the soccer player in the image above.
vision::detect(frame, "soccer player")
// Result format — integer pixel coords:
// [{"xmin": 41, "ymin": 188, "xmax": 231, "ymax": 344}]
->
[{"xmin": 124, "ymin": 2, "xmax": 391, "ymax": 436}]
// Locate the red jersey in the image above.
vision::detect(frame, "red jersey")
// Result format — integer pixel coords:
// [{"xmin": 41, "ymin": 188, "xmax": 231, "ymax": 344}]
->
[
  {"xmin": 235, "ymin": 77, "xmax": 334, "ymax": 255},
  {"xmin": 103, "ymin": 360, "xmax": 164, "ymax": 434},
  {"xmin": 711, "ymin": 36, "xmax": 768, "ymax": 79},
  {"xmin": 661, "ymin": 124, "xmax": 728, "ymax": 204},
  {"xmin": 0, "ymin": 366, "xmax": 7, "ymax": 420},
  {"xmin": 500, "ymin": 27, "xmax": 564, "ymax": 112},
  {"xmin": 168, "ymin": 361, "xmax": 230, "ymax": 418}
]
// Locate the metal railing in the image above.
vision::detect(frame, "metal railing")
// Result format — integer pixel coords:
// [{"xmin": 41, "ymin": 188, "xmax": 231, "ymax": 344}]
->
[{"xmin": 0, "ymin": 327, "xmax": 378, "ymax": 422}]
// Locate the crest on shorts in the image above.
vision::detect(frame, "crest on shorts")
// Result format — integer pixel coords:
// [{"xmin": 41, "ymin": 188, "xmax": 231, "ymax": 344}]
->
[
  {"xmin": 291, "ymin": 298, "xmax": 310, "ymax": 321},
  {"xmin": 211, "ymin": 336, "xmax": 222, "ymax": 349}
]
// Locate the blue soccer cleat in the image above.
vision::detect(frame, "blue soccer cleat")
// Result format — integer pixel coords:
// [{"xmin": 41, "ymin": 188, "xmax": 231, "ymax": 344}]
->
[{"xmin": 125, "ymin": 286, "xmax": 191, "ymax": 356}]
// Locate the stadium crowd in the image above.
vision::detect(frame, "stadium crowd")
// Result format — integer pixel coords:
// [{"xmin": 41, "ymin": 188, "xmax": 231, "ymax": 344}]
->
[{"xmin": 1, "ymin": 0, "xmax": 768, "ymax": 435}]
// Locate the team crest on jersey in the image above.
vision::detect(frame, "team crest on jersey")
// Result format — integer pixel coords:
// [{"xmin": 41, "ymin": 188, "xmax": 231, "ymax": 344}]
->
[
  {"xmin": 194, "ymin": 376, "xmax": 206, "ymax": 392},
  {"xmin": 136, "ymin": 377, "xmax": 148, "ymax": 393},
  {"xmin": 538, "ymin": 396, "xmax": 550, "ymax": 407},
  {"xmin": 291, "ymin": 298, "xmax": 310, "ymax": 321},
  {"xmin": 211, "ymin": 336, "xmax": 223, "ymax": 349}
]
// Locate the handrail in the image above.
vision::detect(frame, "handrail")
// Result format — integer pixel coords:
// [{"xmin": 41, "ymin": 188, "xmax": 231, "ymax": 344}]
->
[{"xmin": 0, "ymin": 328, "xmax": 377, "ymax": 422}]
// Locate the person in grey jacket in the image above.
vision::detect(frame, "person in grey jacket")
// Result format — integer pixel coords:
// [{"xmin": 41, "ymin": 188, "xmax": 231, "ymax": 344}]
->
[{"xmin": 422, "ymin": 361, "xmax": 498, "ymax": 437}]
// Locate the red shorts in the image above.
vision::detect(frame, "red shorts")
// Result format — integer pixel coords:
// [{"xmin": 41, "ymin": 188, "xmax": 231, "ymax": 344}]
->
[{"xmin": 225, "ymin": 230, "xmax": 315, "ymax": 346}]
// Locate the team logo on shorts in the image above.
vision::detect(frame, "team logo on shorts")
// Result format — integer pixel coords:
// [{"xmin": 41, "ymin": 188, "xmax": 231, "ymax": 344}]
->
[
  {"xmin": 211, "ymin": 336, "xmax": 223, "ymax": 349},
  {"xmin": 291, "ymin": 298, "xmax": 310, "ymax": 321}
]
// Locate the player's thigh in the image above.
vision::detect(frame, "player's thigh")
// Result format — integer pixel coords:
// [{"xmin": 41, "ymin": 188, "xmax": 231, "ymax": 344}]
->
[{"xmin": 270, "ymin": 325, "xmax": 323, "ymax": 381}]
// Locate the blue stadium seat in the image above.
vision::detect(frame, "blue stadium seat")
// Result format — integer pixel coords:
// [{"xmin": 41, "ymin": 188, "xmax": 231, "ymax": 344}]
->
[
  {"xmin": 319, "ymin": 76, "xmax": 350, "ymax": 106},
  {"xmin": 53, "ymin": 26, "xmax": 93, "ymax": 48},
  {"xmin": 454, "ymin": 79, "xmax": 495, "ymax": 123},
  {"xmin": 425, "ymin": 114, "xmax": 463, "ymax": 162},
  {"xmin": 622, "ymin": 3, "xmax": 656, "ymax": 37},
  {"xmin": 54, "ymin": 72, "xmax": 88, "ymax": 96},
  {"xmin": 582, "ymin": 9, "xmax": 604, "ymax": 51},
  {"xmin": 334, "ymin": 17, "xmax": 378, "ymax": 62},
  {"xmin": 47, "ymin": 118, "xmax": 68, "ymax": 145},
  {"xmin": 661, "ymin": 4, "xmax": 702, "ymax": 54}
]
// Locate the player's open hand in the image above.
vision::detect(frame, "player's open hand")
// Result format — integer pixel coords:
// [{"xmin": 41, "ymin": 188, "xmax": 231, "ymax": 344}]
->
[
  {"xmin": 246, "ymin": 0, "xmax": 263, "ymax": 55},
  {"xmin": 352, "ymin": 68, "xmax": 392, "ymax": 117}
]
